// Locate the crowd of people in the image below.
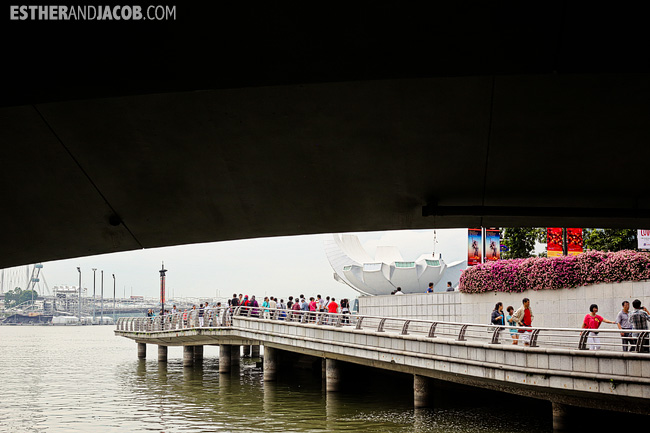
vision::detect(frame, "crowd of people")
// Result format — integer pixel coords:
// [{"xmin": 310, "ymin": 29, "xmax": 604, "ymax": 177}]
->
[
  {"xmin": 390, "ymin": 281, "xmax": 456, "ymax": 295},
  {"xmin": 146, "ymin": 291, "xmax": 650, "ymax": 353},
  {"xmin": 145, "ymin": 294, "xmax": 353, "ymax": 327},
  {"xmin": 489, "ymin": 297, "xmax": 650, "ymax": 352},
  {"xmin": 229, "ymin": 293, "xmax": 352, "ymax": 322}
]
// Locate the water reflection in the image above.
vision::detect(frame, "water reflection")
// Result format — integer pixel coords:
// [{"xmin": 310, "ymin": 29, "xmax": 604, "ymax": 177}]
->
[{"xmin": 1, "ymin": 327, "xmax": 559, "ymax": 433}]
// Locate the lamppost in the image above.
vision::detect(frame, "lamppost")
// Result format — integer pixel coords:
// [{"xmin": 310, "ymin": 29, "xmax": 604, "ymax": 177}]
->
[
  {"xmin": 92, "ymin": 268, "xmax": 97, "ymax": 324},
  {"xmin": 112, "ymin": 273, "xmax": 116, "ymax": 322},
  {"xmin": 100, "ymin": 270, "xmax": 104, "ymax": 324},
  {"xmin": 76, "ymin": 267, "xmax": 82, "ymax": 323},
  {"xmin": 159, "ymin": 262, "xmax": 167, "ymax": 316}
]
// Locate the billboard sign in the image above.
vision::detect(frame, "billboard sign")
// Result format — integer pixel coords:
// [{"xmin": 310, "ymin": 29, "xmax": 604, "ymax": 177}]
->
[
  {"xmin": 468, "ymin": 228, "xmax": 482, "ymax": 266},
  {"xmin": 485, "ymin": 228, "xmax": 501, "ymax": 261},
  {"xmin": 639, "ymin": 230, "xmax": 650, "ymax": 250},
  {"xmin": 567, "ymin": 228, "xmax": 583, "ymax": 256},
  {"xmin": 547, "ymin": 228, "xmax": 563, "ymax": 257}
]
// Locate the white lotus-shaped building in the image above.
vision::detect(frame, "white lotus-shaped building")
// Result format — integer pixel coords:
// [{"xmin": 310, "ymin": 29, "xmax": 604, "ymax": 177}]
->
[{"xmin": 324, "ymin": 234, "xmax": 466, "ymax": 295}]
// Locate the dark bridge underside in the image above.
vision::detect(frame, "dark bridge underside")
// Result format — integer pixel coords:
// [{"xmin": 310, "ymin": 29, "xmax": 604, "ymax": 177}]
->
[{"xmin": 2, "ymin": 2, "xmax": 650, "ymax": 268}]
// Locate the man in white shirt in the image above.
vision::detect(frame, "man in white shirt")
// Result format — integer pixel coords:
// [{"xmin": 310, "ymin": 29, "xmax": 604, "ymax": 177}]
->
[{"xmin": 394, "ymin": 287, "xmax": 405, "ymax": 295}]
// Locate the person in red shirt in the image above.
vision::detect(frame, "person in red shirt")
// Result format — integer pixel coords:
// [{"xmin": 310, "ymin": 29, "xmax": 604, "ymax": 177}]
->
[
  {"xmin": 582, "ymin": 304, "xmax": 615, "ymax": 350},
  {"xmin": 328, "ymin": 298, "xmax": 339, "ymax": 314}
]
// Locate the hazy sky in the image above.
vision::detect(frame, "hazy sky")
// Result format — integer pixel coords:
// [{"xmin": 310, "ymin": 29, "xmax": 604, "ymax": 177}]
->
[{"xmin": 8, "ymin": 229, "xmax": 468, "ymax": 302}]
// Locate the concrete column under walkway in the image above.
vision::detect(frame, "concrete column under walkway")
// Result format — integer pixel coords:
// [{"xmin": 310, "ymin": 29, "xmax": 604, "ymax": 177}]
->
[
  {"xmin": 552, "ymin": 402, "xmax": 574, "ymax": 431},
  {"xmin": 137, "ymin": 343, "xmax": 146, "ymax": 359},
  {"xmin": 193, "ymin": 345, "xmax": 203, "ymax": 362},
  {"xmin": 263, "ymin": 346, "xmax": 277, "ymax": 381},
  {"xmin": 219, "ymin": 344, "xmax": 232, "ymax": 373},
  {"xmin": 325, "ymin": 358, "xmax": 341, "ymax": 392},
  {"xmin": 183, "ymin": 345, "xmax": 194, "ymax": 367},
  {"xmin": 231, "ymin": 345, "xmax": 241, "ymax": 370},
  {"xmin": 251, "ymin": 345, "xmax": 260, "ymax": 358},
  {"xmin": 157, "ymin": 345, "xmax": 168, "ymax": 363},
  {"xmin": 414, "ymin": 374, "xmax": 431, "ymax": 408},
  {"xmin": 243, "ymin": 345, "xmax": 252, "ymax": 358}
]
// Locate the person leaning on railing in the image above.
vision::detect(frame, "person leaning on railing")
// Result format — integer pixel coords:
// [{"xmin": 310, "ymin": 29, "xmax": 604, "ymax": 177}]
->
[
  {"xmin": 512, "ymin": 298, "xmax": 534, "ymax": 346},
  {"xmin": 581, "ymin": 304, "xmax": 615, "ymax": 350},
  {"xmin": 615, "ymin": 300, "xmax": 634, "ymax": 352},
  {"xmin": 630, "ymin": 299, "xmax": 650, "ymax": 353}
]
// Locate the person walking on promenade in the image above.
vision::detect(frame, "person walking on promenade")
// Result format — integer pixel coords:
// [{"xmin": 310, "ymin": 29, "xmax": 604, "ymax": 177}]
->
[
  {"xmin": 505, "ymin": 306, "xmax": 519, "ymax": 345},
  {"xmin": 340, "ymin": 298, "xmax": 350, "ymax": 324},
  {"xmin": 394, "ymin": 287, "xmax": 404, "ymax": 295},
  {"xmin": 198, "ymin": 303, "xmax": 205, "ymax": 327},
  {"xmin": 582, "ymin": 304, "xmax": 615, "ymax": 350},
  {"xmin": 291, "ymin": 297, "xmax": 302, "ymax": 320},
  {"xmin": 262, "ymin": 297, "xmax": 271, "ymax": 319},
  {"xmin": 630, "ymin": 299, "xmax": 650, "ymax": 353},
  {"xmin": 278, "ymin": 298, "xmax": 287, "ymax": 320},
  {"xmin": 513, "ymin": 298, "xmax": 534, "ymax": 346},
  {"xmin": 426, "ymin": 282, "xmax": 434, "ymax": 293},
  {"xmin": 249, "ymin": 295, "xmax": 259, "ymax": 317},
  {"xmin": 491, "ymin": 302, "xmax": 505, "ymax": 326},
  {"xmin": 309, "ymin": 297, "xmax": 318, "ymax": 322},
  {"xmin": 616, "ymin": 301, "xmax": 633, "ymax": 352},
  {"xmin": 446, "ymin": 281, "xmax": 454, "ymax": 292},
  {"xmin": 287, "ymin": 296, "xmax": 294, "ymax": 309},
  {"xmin": 182, "ymin": 309, "xmax": 188, "ymax": 327}
]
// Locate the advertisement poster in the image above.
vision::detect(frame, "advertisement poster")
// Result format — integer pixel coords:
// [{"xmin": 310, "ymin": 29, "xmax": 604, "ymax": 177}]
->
[
  {"xmin": 566, "ymin": 228, "xmax": 583, "ymax": 256},
  {"xmin": 485, "ymin": 228, "xmax": 501, "ymax": 261},
  {"xmin": 639, "ymin": 230, "xmax": 650, "ymax": 250},
  {"xmin": 468, "ymin": 228, "xmax": 482, "ymax": 266},
  {"xmin": 547, "ymin": 227, "xmax": 563, "ymax": 257}
]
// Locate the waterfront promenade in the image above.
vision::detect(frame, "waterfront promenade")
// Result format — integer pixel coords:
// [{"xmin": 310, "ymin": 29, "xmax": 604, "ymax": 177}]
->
[{"xmin": 116, "ymin": 306, "xmax": 650, "ymax": 429}]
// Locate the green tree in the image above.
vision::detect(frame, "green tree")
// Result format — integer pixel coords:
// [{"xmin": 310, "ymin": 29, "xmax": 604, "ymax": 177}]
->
[
  {"xmin": 583, "ymin": 229, "xmax": 637, "ymax": 252},
  {"xmin": 4, "ymin": 287, "xmax": 39, "ymax": 308},
  {"xmin": 501, "ymin": 228, "xmax": 545, "ymax": 259}
]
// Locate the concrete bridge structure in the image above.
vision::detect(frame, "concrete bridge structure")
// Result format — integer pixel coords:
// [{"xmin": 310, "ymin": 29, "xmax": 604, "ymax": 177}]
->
[
  {"xmin": 3, "ymin": 3, "xmax": 650, "ymax": 270},
  {"xmin": 115, "ymin": 307, "xmax": 650, "ymax": 430}
]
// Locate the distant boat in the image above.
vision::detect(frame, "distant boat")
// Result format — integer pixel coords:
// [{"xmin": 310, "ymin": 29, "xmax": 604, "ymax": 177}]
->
[{"xmin": 324, "ymin": 234, "xmax": 466, "ymax": 295}]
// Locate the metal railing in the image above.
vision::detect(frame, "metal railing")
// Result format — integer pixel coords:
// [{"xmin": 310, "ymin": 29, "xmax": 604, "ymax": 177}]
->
[
  {"xmin": 116, "ymin": 306, "xmax": 649, "ymax": 353},
  {"xmin": 116, "ymin": 308, "xmax": 231, "ymax": 332}
]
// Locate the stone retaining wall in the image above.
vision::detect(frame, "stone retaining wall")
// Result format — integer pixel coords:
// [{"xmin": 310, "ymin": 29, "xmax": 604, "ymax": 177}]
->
[{"xmin": 358, "ymin": 280, "xmax": 650, "ymax": 328}]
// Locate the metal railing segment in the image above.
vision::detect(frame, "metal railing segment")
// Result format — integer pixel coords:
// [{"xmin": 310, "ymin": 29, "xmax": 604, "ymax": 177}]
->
[{"xmin": 115, "ymin": 306, "xmax": 649, "ymax": 353}]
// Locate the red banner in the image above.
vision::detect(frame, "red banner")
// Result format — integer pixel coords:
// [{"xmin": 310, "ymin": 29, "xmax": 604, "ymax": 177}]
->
[
  {"xmin": 567, "ymin": 228, "xmax": 583, "ymax": 256},
  {"xmin": 547, "ymin": 228, "xmax": 563, "ymax": 257}
]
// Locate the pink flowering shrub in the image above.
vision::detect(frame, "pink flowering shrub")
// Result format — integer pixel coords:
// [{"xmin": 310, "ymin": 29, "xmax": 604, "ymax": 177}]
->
[{"xmin": 458, "ymin": 250, "xmax": 650, "ymax": 293}]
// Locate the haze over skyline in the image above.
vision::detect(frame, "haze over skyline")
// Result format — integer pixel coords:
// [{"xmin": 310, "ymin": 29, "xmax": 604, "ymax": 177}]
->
[{"xmin": 8, "ymin": 229, "xmax": 469, "ymax": 301}]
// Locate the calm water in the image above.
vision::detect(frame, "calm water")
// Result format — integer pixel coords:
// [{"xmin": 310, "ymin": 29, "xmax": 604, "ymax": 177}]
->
[{"xmin": 0, "ymin": 326, "xmax": 555, "ymax": 433}]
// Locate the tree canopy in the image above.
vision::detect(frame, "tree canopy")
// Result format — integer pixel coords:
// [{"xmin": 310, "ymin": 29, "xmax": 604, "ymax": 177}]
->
[
  {"xmin": 3, "ymin": 288, "xmax": 39, "ymax": 309},
  {"xmin": 583, "ymin": 229, "xmax": 637, "ymax": 252},
  {"xmin": 501, "ymin": 228, "xmax": 545, "ymax": 259}
]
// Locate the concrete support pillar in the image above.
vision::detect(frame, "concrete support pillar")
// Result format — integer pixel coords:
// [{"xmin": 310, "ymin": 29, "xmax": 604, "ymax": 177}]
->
[
  {"xmin": 183, "ymin": 345, "xmax": 194, "ymax": 367},
  {"xmin": 193, "ymin": 345, "xmax": 203, "ymax": 361},
  {"xmin": 552, "ymin": 402, "xmax": 573, "ymax": 431},
  {"xmin": 251, "ymin": 345, "xmax": 260, "ymax": 358},
  {"xmin": 263, "ymin": 346, "xmax": 278, "ymax": 381},
  {"xmin": 137, "ymin": 343, "xmax": 146, "ymax": 359},
  {"xmin": 414, "ymin": 374, "xmax": 431, "ymax": 408},
  {"xmin": 325, "ymin": 358, "xmax": 341, "ymax": 392},
  {"xmin": 219, "ymin": 344, "xmax": 232, "ymax": 373},
  {"xmin": 157, "ymin": 345, "xmax": 168, "ymax": 363},
  {"xmin": 231, "ymin": 344, "xmax": 241, "ymax": 371},
  {"xmin": 243, "ymin": 345, "xmax": 252, "ymax": 357}
]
